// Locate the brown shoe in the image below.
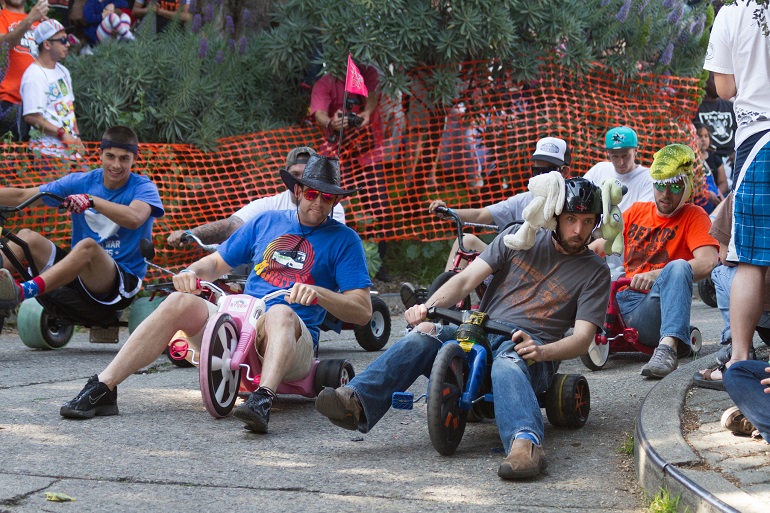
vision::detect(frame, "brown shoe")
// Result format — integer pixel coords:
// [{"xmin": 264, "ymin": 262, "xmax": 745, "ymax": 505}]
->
[
  {"xmin": 721, "ymin": 406, "xmax": 756, "ymax": 436},
  {"xmin": 315, "ymin": 386, "xmax": 362, "ymax": 431},
  {"xmin": 498, "ymin": 438, "xmax": 546, "ymax": 479}
]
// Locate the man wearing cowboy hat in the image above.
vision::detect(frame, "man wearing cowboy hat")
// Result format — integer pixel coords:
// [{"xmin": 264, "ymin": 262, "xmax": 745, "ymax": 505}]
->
[{"xmin": 60, "ymin": 155, "xmax": 373, "ymax": 435}]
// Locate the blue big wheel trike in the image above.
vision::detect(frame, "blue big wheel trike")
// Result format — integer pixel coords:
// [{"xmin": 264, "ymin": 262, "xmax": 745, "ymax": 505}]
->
[{"xmin": 394, "ymin": 307, "xmax": 591, "ymax": 456}]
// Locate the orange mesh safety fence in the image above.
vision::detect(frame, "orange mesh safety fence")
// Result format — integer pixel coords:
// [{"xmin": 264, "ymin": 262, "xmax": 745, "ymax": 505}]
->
[{"xmin": 0, "ymin": 61, "xmax": 704, "ymax": 280}]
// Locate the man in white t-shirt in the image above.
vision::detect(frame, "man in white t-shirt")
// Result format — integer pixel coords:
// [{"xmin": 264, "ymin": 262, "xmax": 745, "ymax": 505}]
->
[
  {"xmin": 584, "ymin": 126, "xmax": 653, "ymax": 212},
  {"xmin": 696, "ymin": 2, "xmax": 770, "ymax": 408},
  {"xmin": 167, "ymin": 147, "xmax": 346, "ymax": 248},
  {"xmin": 20, "ymin": 19, "xmax": 84, "ymax": 163}
]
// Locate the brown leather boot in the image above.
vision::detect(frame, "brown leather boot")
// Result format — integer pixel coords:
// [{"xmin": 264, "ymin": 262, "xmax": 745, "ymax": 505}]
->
[
  {"xmin": 498, "ymin": 438, "xmax": 546, "ymax": 479},
  {"xmin": 315, "ymin": 386, "xmax": 362, "ymax": 431}
]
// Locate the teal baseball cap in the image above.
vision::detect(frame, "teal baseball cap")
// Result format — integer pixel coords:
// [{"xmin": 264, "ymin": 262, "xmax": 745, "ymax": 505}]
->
[{"xmin": 605, "ymin": 126, "xmax": 638, "ymax": 150}]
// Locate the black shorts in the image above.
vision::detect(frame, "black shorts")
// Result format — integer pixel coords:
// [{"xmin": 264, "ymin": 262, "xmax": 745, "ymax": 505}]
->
[{"xmin": 52, "ymin": 246, "xmax": 141, "ymax": 311}]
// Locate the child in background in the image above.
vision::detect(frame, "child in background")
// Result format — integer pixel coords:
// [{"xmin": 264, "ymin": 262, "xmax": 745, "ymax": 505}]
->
[
  {"xmin": 82, "ymin": 0, "xmax": 134, "ymax": 49},
  {"xmin": 97, "ymin": 3, "xmax": 135, "ymax": 42},
  {"xmin": 695, "ymin": 122, "xmax": 728, "ymax": 214}
]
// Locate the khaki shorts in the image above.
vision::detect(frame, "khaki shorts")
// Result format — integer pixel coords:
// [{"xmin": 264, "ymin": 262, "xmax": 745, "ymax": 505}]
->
[{"xmin": 171, "ymin": 301, "xmax": 314, "ymax": 382}]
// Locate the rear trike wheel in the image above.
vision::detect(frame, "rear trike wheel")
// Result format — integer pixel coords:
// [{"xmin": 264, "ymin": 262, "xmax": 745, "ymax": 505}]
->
[
  {"xmin": 17, "ymin": 298, "xmax": 74, "ymax": 350},
  {"xmin": 353, "ymin": 296, "xmax": 391, "ymax": 351}
]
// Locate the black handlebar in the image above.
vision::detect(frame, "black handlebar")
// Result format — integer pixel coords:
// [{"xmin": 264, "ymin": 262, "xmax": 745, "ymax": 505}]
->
[
  {"xmin": 434, "ymin": 206, "xmax": 472, "ymax": 254},
  {"xmin": 0, "ymin": 191, "xmax": 66, "ymax": 213},
  {"xmin": 426, "ymin": 307, "xmax": 516, "ymax": 338}
]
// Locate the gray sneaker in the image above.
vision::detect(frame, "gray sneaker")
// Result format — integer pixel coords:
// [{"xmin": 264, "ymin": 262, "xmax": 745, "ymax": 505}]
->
[{"xmin": 641, "ymin": 344, "xmax": 678, "ymax": 378}]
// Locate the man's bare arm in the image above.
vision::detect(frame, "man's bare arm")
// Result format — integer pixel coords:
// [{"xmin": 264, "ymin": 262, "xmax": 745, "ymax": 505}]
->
[{"xmin": 167, "ymin": 216, "xmax": 244, "ymax": 247}]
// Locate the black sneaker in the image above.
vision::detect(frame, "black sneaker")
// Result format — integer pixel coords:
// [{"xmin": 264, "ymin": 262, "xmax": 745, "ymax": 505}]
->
[
  {"xmin": 60, "ymin": 375, "xmax": 118, "ymax": 419},
  {"xmin": 233, "ymin": 387, "xmax": 274, "ymax": 434}
]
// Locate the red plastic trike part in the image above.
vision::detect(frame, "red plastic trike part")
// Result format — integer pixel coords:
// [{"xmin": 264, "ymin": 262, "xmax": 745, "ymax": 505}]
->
[{"xmin": 168, "ymin": 339, "xmax": 189, "ymax": 360}]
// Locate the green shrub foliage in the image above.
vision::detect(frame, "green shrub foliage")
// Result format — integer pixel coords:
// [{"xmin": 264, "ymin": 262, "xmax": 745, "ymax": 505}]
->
[{"xmin": 64, "ymin": 0, "xmax": 714, "ymax": 148}]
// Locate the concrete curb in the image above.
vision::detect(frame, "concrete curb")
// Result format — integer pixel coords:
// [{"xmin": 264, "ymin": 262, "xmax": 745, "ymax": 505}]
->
[{"xmin": 635, "ymin": 355, "xmax": 767, "ymax": 513}]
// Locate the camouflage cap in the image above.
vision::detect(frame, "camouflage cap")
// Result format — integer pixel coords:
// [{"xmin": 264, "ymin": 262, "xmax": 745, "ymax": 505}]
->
[{"xmin": 285, "ymin": 146, "xmax": 317, "ymax": 170}]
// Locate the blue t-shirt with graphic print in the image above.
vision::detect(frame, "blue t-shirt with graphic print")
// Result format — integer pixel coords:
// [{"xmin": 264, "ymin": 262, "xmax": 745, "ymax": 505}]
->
[
  {"xmin": 40, "ymin": 169, "xmax": 164, "ymax": 278},
  {"xmin": 217, "ymin": 209, "xmax": 372, "ymax": 346}
]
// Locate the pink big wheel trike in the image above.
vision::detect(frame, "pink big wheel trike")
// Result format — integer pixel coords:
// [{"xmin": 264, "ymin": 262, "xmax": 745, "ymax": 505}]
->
[{"xmin": 169, "ymin": 283, "xmax": 355, "ymax": 418}]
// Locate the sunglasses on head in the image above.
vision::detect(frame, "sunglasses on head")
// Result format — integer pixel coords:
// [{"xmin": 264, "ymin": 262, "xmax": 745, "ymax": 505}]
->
[
  {"xmin": 654, "ymin": 182, "xmax": 684, "ymax": 195},
  {"xmin": 303, "ymin": 188, "xmax": 336, "ymax": 203}
]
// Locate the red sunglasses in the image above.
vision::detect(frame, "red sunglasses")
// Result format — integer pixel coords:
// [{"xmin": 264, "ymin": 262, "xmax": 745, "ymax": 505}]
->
[{"xmin": 303, "ymin": 188, "xmax": 336, "ymax": 204}]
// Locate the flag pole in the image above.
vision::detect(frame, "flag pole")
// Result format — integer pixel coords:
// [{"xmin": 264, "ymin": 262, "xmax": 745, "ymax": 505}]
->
[{"xmin": 338, "ymin": 90, "xmax": 347, "ymax": 156}]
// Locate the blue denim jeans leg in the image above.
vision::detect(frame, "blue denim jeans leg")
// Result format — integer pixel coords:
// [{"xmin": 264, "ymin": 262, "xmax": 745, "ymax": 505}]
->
[
  {"xmin": 347, "ymin": 322, "xmax": 558, "ymax": 451},
  {"xmin": 723, "ymin": 360, "xmax": 770, "ymax": 442},
  {"xmin": 616, "ymin": 259, "xmax": 693, "ymax": 348},
  {"xmin": 347, "ymin": 328, "xmax": 448, "ymax": 433},
  {"xmin": 489, "ymin": 332, "xmax": 558, "ymax": 450},
  {"xmin": 712, "ymin": 263, "xmax": 736, "ymax": 344}
]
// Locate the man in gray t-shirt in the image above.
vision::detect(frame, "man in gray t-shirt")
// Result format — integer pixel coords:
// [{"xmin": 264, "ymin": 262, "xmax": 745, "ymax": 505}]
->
[
  {"xmin": 318, "ymin": 178, "xmax": 610, "ymax": 480},
  {"xmin": 401, "ymin": 137, "xmax": 572, "ymax": 308}
]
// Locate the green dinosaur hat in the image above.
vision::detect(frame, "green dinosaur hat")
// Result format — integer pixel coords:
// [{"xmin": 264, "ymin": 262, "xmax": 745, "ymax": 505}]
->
[{"xmin": 649, "ymin": 144, "xmax": 695, "ymax": 213}]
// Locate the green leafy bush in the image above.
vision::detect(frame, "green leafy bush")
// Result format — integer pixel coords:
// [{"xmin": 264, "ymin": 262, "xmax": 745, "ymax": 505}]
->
[{"xmin": 67, "ymin": 13, "xmax": 307, "ymax": 149}]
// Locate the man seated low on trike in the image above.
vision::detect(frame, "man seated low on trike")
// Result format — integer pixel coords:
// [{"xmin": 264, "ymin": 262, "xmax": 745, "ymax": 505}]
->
[{"xmin": 316, "ymin": 177, "xmax": 611, "ymax": 480}]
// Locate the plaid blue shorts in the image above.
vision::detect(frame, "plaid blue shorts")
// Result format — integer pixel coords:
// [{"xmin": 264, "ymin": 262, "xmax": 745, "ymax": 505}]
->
[{"xmin": 734, "ymin": 131, "xmax": 770, "ymax": 266}]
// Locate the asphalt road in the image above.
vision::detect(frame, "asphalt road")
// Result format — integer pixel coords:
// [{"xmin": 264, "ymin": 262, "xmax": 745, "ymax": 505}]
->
[{"xmin": 0, "ymin": 297, "xmax": 725, "ymax": 512}]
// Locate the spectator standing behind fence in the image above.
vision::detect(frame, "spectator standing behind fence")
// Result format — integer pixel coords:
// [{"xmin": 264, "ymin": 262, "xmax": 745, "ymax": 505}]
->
[
  {"xmin": 694, "ymin": 71, "xmax": 737, "ymax": 184},
  {"xmin": 82, "ymin": 0, "xmax": 134, "ymax": 48},
  {"xmin": 702, "ymin": 1, "xmax": 770, "ymax": 394},
  {"xmin": 310, "ymin": 59, "xmax": 391, "ymax": 280},
  {"xmin": 584, "ymin": 126, "xmax": 654, "ymax": 212},
  {"xmin": 0, "ymin": 0, "xmax": 49, "ymax": 142},
  {"xmin": 132, "ymin": 0, "xmax": 189, "ymax": 34},
  {"xmin": 19, "ymin": 19, "xmax": 84, "ymax": 165},
  {"xmin": 693, "ymin": 121, "xmax": 727, "ymax": 214}
]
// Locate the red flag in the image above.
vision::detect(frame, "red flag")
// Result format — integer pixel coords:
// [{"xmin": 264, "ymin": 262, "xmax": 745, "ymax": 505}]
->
[{"xmin": 344, "ymin": 54, "xmax": 368, "ymax": 97}]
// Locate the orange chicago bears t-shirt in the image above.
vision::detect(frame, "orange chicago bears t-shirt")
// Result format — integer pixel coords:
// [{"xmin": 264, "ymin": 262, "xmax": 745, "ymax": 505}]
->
[
  {"xmin": 0, "ymin": 11, "xmax": 39, "ymax": 105},
  {"xmin": 623, "ymin": 202, "xmax": 718, "ymax": 279}
]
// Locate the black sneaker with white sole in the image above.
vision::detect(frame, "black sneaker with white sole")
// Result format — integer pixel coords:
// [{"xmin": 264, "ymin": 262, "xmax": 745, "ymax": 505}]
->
[
  {"xmin": 233, "ymin": 387, "xmax": 274, "ymax": 434},
  {"xmin": 60, "ymin": 375, "xmax": 118, "ymax": 419}
]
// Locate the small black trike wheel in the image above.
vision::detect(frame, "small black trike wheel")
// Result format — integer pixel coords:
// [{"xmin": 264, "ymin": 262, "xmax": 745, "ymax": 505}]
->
[
  {"xmin": 314, "ymin": 359, "xmax": 355, "ymax": 396},
  {"xmin": 353, "ymin": 296, "xmax": 391, "ymax": 351},
  {"xmin": 427, "ymin": 343, "xmax": 468, "ymax": 455},
  {"xmin": 697, "ymin": 276, "xmax": 717, "ymax": 308},
  {"xmin": 428, "ymin": 272, "xmax": 471, "ymax": 312},
  {"xmin": 545, "ymin": 373, "xmax": 590, "ymax": 428}
]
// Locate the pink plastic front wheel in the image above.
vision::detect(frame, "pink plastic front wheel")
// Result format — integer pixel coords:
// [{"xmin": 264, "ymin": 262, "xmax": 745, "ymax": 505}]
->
[{"xmin": 199, "ymin": 313, "xmax": 242, "ymax": 418}]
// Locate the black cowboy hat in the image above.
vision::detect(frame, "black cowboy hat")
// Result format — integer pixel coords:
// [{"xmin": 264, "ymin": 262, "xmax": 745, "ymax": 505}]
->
[{"xmin": 280, "ymin": 154, "xmax": 361, "ymax": 196}]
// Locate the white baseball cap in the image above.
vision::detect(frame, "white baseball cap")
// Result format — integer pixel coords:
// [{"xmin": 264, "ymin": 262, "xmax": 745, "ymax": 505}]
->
[
  {"xmin": 532, "ymin": 137, "xmax": 570, "ymax": 167},
  {"xmin": 34, "ymin": 19, "xmax": 66, "ymax": 45}
]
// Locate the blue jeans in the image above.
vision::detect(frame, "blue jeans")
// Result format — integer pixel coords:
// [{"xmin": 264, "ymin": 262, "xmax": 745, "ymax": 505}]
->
[
  {"xmin": 616, "ymin": 260, "xmax": 692, "ymax": 348},
  {"xmin": 723, "ymin": 360, "xmax": 770, "ymax": 442},
  {"xmin": 712, "ymin": 263, "xmax": 770, "ymax": 345},
  {"xmin": 346, "ymin": 323, "xmax": 559, "ymax": 451}
]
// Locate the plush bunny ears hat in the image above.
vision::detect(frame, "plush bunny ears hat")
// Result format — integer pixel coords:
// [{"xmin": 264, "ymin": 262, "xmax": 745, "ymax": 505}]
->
[
  {"xmin": 504, "ymin": 173, "xmax": 616, "ymax": 251},
  {"xmin": 504, "ymin": 171, "xmax": 566, "ymax": 250}
]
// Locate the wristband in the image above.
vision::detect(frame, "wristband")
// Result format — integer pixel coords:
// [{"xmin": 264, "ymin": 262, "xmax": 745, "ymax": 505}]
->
[
  {"xmin": 57, "ymin": 127, "xmax": 65, "ymax": 140},
  {"xmin": 87, "ymin": 195, "xmax": 94, "ymax": 209}
]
